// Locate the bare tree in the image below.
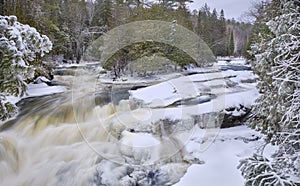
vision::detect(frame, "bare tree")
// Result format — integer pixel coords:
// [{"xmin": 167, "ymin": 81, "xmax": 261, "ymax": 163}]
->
[{"xmin": 240, "ymin": 0, "xmax": 271, "ymax": 23}]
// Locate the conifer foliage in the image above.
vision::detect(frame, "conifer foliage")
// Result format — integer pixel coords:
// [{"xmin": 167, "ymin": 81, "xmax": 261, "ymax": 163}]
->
[
  {"xmin": 239, "ymin": 0, "xmax": 300, "ymax": 185},
  {"xmin": 0, "ymin": 15, "xmax": 52, "ymax": 120}
]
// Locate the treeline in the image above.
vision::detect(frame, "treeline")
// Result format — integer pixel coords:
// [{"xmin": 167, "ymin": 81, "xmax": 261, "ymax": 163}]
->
[{"xmin": 1, "ymin": 0, "xmax": 252, "ymax": 63}]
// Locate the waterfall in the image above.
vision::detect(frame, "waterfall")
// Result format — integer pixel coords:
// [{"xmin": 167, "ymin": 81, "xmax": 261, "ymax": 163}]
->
[{"xmin": 0, "ymin": 88, "xmax": 193, "ymax": 185}]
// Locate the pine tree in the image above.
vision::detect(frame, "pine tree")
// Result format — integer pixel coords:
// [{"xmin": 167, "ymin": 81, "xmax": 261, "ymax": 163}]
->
[
  {"xmin": 244, "ymin": 1, "xmax": 272, "ymax": 60},
  {"xmin": 209, "ymin": 8, "xmax": 218, "ymax": 54},
  {"xmin": 197, "ymin": 4, "xmax": 212, "ymax": 48},
  {"xmin": 0, "ymin": 16, "xmax": 52, "ymax": 120},
  {"xmin": 216, "ymin": 9, "xmax": 227, "ymax": 56},
  {"xmin": 174, "ymin": 5, "xmax": 193, "ymax": 30},
  {"xmin": 229, "ymin": 29, "xmax": 234, "ymax": 56},
  {"xmin": 210, "ymin": 8, "xmax": 228, "ymax": 56},
  {"xmin": 239, "ymin": 0, "xmax": 300, "ymax": 185}
]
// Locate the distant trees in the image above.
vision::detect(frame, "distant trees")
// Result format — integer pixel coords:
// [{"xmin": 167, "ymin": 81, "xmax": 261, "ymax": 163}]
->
[
  {"xmin": 2, "ymin": 0, "xmax": 106, "ymax": 63},
  {"xmin": 195, "ymin": 4, "xmax": 251, "ymax": 57},
  {"xmin": 239, "ymin": 0, "xmax": 300, "ymax": 185},
  {"xmin": 92, "ymin": 0, "xmax": 113, "ymax": 28},
  {"xmin": 103, "ymin": 41, "xmax": 196, "ymax": 78},
  {"xmin": 1, "ymin": 0, "xmax": 251, "ymax": 62}
]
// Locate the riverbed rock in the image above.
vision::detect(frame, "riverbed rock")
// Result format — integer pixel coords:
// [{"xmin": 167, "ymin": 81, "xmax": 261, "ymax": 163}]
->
[{"xmin": 221, "ymin": 105, "xmax": 251, "ymax": 128}]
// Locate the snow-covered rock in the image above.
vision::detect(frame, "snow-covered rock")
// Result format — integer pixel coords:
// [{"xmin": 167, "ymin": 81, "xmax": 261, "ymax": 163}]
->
[{"xmin": 33, "ymin": 76, "xmax": 51, "ymax": 84}]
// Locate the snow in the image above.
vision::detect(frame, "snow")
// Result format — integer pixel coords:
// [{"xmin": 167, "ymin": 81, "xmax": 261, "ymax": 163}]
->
[
  {"xmin": 1, "ymin": 83, "xmax": 67, "ymax": 111},
  {"xmin": 216, "ymin": 57, "xmax": 248, "ymax": 66},
  {"xmin": 224, "ymin": 89, "xmax": 259, "ymax": 108},
  {"xmin": 129, "ymin": 81, "xmax": 186, "ymax": 107},
  {"xmin": 222, "ymin": 70, "xmax": 258, "ymax": 83},
  {"xmin": 136, "ymin": 88, "xmax": 258, "ymax": 125},
  {"xmin": 1, "ymin": 57, "xmax": 268, "ymax": 184},
  {"xmin": 26, "ymin": 83, "xmax": 66, "ymax": 97},
  {"xmin": 231, "ymin": 108, "xmax": 246, "ymax": 117},
  {"xmin": 5, "ymin": 96, "xmax": 22, "ymax": 105},
  {"xmin": 99, "ymin": 72, "xmax": 182, "ymax": 85},
  {"xmin": 175, "ymin": 126, "xmax": 263, "ymax": 186},
  {"xmin": 130, "ymin": 68, "xmax": 259, "ymax": 111},
  {"xmin": 111, "ymin": 61, "xmax": 266, "ymax": 185},
  {"xmin": 120, "ymin": 131, "xmax": 160, "ymax": 148},
  {"xmin": 57, "ymin": 62, "xmax": 101, "ymax": 68},
  {"xmin": 119, "ymin": 131, "xmax": 160, "ymax": 164},
  {"xmin": 0, "ymin": 15, "xmax": 53, "ymax": 120},
  {"xmin": 0, "ymin": 16, "xmax": 52, "ymax": 67}
]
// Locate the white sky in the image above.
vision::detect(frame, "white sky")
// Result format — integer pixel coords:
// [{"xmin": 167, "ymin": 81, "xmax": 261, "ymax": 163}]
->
[{"xmin": 187, "ymin": 0, "xmax": 254, "ymax": 20}]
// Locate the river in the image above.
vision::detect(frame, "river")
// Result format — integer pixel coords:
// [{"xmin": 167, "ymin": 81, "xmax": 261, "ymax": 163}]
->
[{"xmin": 0, "ymin": 62, "xmax": 258, "ymax": 185}]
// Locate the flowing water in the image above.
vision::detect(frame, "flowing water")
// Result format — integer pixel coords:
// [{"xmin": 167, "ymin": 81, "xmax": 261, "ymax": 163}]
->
[{"xmin": 0, "ymin": 70, "xmax": 209, "ymax": 186}]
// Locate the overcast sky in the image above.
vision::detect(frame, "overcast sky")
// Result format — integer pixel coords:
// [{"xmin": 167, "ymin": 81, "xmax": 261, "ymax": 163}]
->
[{"xmin": 187, "ymin": 0, "xmax": 254, "ymax": 20}]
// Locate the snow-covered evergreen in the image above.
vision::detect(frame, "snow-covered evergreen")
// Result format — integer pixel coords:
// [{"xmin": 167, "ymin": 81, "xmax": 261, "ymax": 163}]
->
[
  {"xmin": 240, "ymin": 0, "xmax": 300, "ymax": 185},
  {"xmin": 0, "ymin": 15, "xmax": 52, "ymax": 120}
]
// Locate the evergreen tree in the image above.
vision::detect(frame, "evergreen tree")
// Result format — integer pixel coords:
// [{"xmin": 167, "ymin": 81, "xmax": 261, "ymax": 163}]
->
[
  {"xmin": 210, "ymin": 8, "xmax": 218, "ymax": 54},
  {"xmin": 197, "ymin": 4, "xmax": 212, "ymax": 48},
  {"xmin": 92, "ymin": 0, "xmax": 114, "ymax": 28},
  {"xmin": 239, "ymin": 0, "xmax": 300, "ymax": 185},
  {"xmin": 209, "ymin": 8, "xmax": 227, "ymax": 56},
  {"xmin": 0, "ymin": 15, "xmax": 52, "ymax": 120},
  {"xmin": 174, "ymin": 5, "xmax": 193, "ymax": 30},
  {"xmin": 229, "ymin": 29, "xmax": 234, "ymax": 56},
  {"xmin": 243, "ymin": 1, "xmax": 272, "ymax": 60},
  {"xmin": 217, "ymin": 9, "xmax": 227, "ymax": 56},
  {"xmin": 39, "ymin": 0, "xmax": 68, "ymax": 56}
]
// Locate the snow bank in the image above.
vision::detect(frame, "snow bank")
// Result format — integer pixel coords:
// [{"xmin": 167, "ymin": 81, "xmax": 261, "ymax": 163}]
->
[
  {"xmin": 119, "ymin": 131, "xmax": 160, "ymax": 164},
  {"xmin": 26, "ymin": 83, "xmax": 67, "ymax": 97},
  {"xmin": 217, "ymin": 57, "xmax": 248, "ymax": 66},
  {"xmin": 3, "ymin": 83, "xmax": 67, "ymax": 110},
  {"xmin": 130, "ymin": 68, "xmax": 259, "ymax": 115},
  {"xmin": 175, "ymin": 126, "xmax": 263, "ymax": 186}
]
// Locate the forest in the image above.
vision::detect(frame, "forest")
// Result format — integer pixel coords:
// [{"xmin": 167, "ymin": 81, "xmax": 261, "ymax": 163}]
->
[{"xmin": 1, "ymin": 0, "xmax": 251, "ymax": 63}]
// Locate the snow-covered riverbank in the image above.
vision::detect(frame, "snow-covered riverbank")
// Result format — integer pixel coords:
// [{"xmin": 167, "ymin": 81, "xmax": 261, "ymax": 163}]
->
[{"xmin": 0, "ymin": 58, "xmax": 274, "ymax": 186}]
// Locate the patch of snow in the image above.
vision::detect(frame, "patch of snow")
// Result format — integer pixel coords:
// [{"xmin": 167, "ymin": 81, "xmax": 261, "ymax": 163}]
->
[
  {"xmin": 119, "ymin": 131, "xmax": 160, "ymax": 164},
  {"xmin": 130, "ymin": 81, "xmax": 186, "ymax": 107},
  {"xmin": 217, "ymin": 60, "xmax": 230, "ymax": 66},
  {"xmin": 58, "ymin": 62, "xmax": 101, "ymax": 68},
  {"xmin": 26, "ymin": 83, "xmax": 66, "ymax": 97},
  {"xmin": 223, "ymin": 70, "xmax": 258, "ymax": 83},
  {"xmin": 130, "ymin": 73, "xmax": 226, "ymax": 108},
  {"xmin": 5, "ymin": 96, "xmax": 22, "ymax": 105},
  {"xmin": 130, "ymin": 69, "xmax": 259, "ymax": 120},
  {"xmin": 231, "ymin": 109, "xmax": 246, "ymax": 117},
  {"xmin": 2, "ymin": 83, "xmax": 67, "ymax": 110},
  {"xmin": 120, "ymin": 131, "xmax": 160, "ymax": 148},
  {"xmin": 224, "ymin": 89, "xmax": 259, "ymax": 108},
  {"xmin": 34, "ymin": 76, "xmax": 51, "ymax": 84},
  {"xmin": 217, "ymin": 57, "xmax": 248, "ymax": 66},
  {"xmin": 175, "ymin": 126, "xmax": 263, "ymax": 186},
  {"xmin": 263, "ymin": 143, "xmax": 279, "ymax": 159}
]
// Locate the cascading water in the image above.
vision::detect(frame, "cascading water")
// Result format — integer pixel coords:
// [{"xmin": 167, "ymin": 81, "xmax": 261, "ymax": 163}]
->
[{"xmin": 0, "ymin": 70, "xmax": 210, "ymax": 186}]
